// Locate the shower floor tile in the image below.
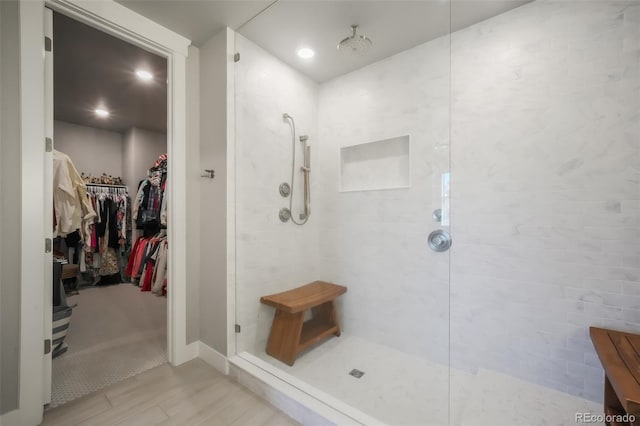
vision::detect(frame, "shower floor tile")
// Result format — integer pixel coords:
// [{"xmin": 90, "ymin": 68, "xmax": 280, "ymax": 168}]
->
[
  {"xmin": 458, "ymin": 369, "xmax": 603, "ymax": 426},
  {"xmin": 257, "ymin": 334, "xmax": 466, "ymax": 425},
  {"xmin": 256, "ymin": 334, "xmax": 603, "ymax": 426}
]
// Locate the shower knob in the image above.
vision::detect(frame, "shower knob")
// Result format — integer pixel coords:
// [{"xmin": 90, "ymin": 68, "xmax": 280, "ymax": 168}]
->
[
  {"xmin": 279, "ymin": 183, "xmax": 291, "ymax": 197},
  {"xmin": 279, "ymin": 208, "xmax": 291, "ymax": 223},
  {"xmin": 428, "ymin": 230, "xmax": 451, "ymax": 252}
]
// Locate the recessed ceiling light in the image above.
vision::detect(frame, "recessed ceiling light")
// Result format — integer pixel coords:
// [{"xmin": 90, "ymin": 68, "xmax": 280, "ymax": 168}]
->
[
  {"xmin": 95, "ymin": 108, "xmax": 110, "ymax": 118},
  {"xmin": 297, "ymin": 47, "xmax": 315, "ymax": 59},
  {"xmin": 135, "ymin": 69, "xmax": 153, "ymax": 81}
]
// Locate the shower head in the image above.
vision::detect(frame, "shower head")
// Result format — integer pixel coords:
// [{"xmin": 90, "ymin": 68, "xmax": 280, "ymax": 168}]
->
[
  {"xmin": 283, "ymin": 113, "xmax": 291, "ymax": 119},
  {"xmin": 337, "ymin": 25, "xmax": 372, "ymax": 55}
]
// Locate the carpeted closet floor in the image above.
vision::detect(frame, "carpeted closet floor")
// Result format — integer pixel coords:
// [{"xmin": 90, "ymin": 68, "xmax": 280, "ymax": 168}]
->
[{"xmin": 50, "ymin": 283, "xmax": 167, "ymax": 408}]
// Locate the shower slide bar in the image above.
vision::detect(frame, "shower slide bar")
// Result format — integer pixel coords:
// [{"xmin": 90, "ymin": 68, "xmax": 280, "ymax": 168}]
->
[{"xmin": 281, "ymin": 113, "xmax": 311, "ymax": 225}]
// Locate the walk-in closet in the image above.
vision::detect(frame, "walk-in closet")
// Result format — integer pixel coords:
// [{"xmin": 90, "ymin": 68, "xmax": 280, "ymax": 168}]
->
[{"xmin": 49, "ymin": 11, "xmax": 169, "ymax": 408}]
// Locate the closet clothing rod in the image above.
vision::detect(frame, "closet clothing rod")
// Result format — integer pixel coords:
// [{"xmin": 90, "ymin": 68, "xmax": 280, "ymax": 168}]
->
[{"xmin": 86, "ymin": 183, "xmax": 128, "ymax": 188}]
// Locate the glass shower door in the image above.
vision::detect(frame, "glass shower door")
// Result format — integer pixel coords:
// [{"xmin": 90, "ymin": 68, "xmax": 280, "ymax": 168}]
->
[{"xmin": 232, "ymin": 2, "xmax": 452, "ymax": 424}]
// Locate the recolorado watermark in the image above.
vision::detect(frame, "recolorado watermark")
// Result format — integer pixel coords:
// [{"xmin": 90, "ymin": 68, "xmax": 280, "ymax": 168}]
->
[{"xmin": 576, "ymin": 412, "xmax": 636, "ymax": 423}]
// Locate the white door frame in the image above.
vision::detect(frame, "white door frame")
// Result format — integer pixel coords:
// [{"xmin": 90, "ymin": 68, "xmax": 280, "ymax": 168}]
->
[
  {"xmin": 18, "ymin": 1, "xmax": 192, "ymax": 424},
  {"xmin": 43, "ymin": 8, "xmax": 54, "ymax": 405}
]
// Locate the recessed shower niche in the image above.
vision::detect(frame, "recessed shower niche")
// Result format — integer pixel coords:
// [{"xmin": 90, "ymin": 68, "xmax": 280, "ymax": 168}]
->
[{"xmin": 339, "ymin": 135, "xmax": 411, "ymax": 192}]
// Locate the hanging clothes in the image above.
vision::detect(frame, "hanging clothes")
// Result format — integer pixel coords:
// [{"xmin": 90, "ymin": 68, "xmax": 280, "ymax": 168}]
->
[
  {"xmin": 151, "ymin": 240, "xmax": 168, "ymax": 294},
  {"xmin": 133, "ymin": 178, "xmax": 163, "ymax": 229},
  {"xmin": 132, "ymin": 153, "xmax": 168, "ymax": 230},
  {"xmin": 97, "ymin": 228, "xmax": 119, "ymax": 283},
  {"xmin": 53, "ymin": 150, "xmax": 97, "ymax": 238},
  {"xmin": 126, "ymin": 233, "xmax": 167, "ymax": 296},
  {"xmin": 83, "ymin": 184, "xmax": 131, "ymax": 285},
  {"xmin": 97, "ymin": 198, "xmax": 119, "ymax": 248},
  {"xmin": 126, "ymin": 153, "xmax": 168, "ymax": 296}
]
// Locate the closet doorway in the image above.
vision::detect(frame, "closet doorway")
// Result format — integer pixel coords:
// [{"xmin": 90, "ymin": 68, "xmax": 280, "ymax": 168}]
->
[{"xmin": 49, "ymin": 10, "xmax": 169, "ymax": 408}]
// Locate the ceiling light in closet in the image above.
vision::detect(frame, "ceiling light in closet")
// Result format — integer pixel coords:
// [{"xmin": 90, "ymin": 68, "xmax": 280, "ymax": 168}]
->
[
  {"xmin": 296, "ymin": 47, "xmax": 315, "ymax": 59},
  {"xmin": 135, "ymin": 69, "xmax": 154, "ymax": 81},
  {"xmin": 94, "ymin": 108, "xmax": 110, "ymax": 118}
]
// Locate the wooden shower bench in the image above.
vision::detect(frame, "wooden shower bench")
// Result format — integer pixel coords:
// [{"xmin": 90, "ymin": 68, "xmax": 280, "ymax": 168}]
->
[
  {"xmin": 260, "ymin": 281, "xmax": 347, "ymax": 366},
  {"xmin": 590, "ymin": 327, "xmax": 640, "ymax": 426}
]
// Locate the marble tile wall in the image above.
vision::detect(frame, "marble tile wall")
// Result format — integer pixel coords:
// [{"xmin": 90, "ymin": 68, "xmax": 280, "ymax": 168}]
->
[
  {"xmin": 234, "ymin": 0, "xmax": 639, "ymax": 403},
  {"xmin": 449, "ymin": 0, "xmax": 640, "ymax": 402},
  {"xmin": 234, "ymin": 34, "xmax": 321, "ymax": 354},
  {"xmin": 316, "ymin": 37, "xmax": 452, "ymax": 365}
]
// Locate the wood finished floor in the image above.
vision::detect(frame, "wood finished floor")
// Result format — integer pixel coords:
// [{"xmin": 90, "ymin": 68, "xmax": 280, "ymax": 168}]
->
[{"xmin": 42, "ymin": 359, "xmax": 299, "ymax": 426}]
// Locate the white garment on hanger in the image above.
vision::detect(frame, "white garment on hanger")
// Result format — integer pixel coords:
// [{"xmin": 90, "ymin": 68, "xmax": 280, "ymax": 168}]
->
[{"xmin": 53, "ymin": 150, "xmax": 79, "ymax": 237}]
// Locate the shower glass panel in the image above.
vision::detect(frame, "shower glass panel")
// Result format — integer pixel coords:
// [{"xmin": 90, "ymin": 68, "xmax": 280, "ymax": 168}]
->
[
  {"xmin": 233, "ymin": 2, "xmax": 452, "ymax": 424},
  {"xmin": 449, "ymin": 1, "xmax": 640, "ymax": 424}
]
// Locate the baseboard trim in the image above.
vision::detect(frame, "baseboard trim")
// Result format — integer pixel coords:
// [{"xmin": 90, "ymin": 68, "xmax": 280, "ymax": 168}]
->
[
  {"xmin": 197, "ymin": 341, "xmax": 229, "ymax": 375},
  {"xmin": 173, "ymin": 339, "xmax": 200, "ymax": 366},
  {"xmin": 183, "ymin": 341, "xmax": 199, "ymax": 362},
  {"xmin": 0, "ymin": 409, "xmax": 19, "ymax": 426},
  {"xmin": 229, "ymin": 353, "xmax": 383, "ymax": 426}
]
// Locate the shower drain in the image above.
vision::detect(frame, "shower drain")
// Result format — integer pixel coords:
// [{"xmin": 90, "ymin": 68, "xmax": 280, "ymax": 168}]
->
[{"xmin": 349, "ymin": 369, "xmax": 365, "ymax": 379}]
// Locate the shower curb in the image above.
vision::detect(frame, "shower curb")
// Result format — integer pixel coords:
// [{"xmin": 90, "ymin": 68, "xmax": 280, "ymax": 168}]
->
[{"xmin": 228, "ymin": 353, "xmax": 385, "ymax": 426}]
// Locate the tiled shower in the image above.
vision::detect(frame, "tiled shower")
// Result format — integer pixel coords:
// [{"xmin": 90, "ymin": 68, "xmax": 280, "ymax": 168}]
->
[{"xmin": 232, "ymin": 1, "xmax": 640, "ymax": 424}]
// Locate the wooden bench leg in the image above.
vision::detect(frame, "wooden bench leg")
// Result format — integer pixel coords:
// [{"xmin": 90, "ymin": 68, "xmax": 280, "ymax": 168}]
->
[
  {"xmin": 266, "ymin": 310, "xmax": 304, "ymax": 366},
  {"xmin": 603, "ymin": 375, "xmax": 633, "ymax": 426},
  {"xmin": 311, "ymin": 301, "xmax": 341, "ymax": 337}
]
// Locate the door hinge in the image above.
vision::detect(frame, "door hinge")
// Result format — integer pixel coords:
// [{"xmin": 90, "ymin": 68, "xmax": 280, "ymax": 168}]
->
[
  {"xmin": 234, "ymin": 53, "xmax": 240, "ymax": 63},
  {"xmin": 44, "ymin": 339, "xmax": 51, "ymax": 355},
  {"xmin": 45, "ymin": 36, "xmax": 52, "ymax": 52},
  {"xmin": 235, "ymin": 324, "xmax": 241, "ymax": 333},
  {"xmin": 45, "ymin": 238, "xmax": 52, "ymax": 253},
  {"xmin": 45, "ymin": 137, "xmax": 53, "ymax": 152}
]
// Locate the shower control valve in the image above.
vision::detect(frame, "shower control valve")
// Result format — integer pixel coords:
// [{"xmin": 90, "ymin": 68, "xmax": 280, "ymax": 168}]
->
[
  {"xmin": 279, "ymin": 208, "xmax": 291, "ymax": 223},
  {"xmin": 279, "ymin": 183, "xmax": 291, "ymax": 197},
  {"xmin": 428, "ymin": 230, "xmax": 451, "ymax": 252}
]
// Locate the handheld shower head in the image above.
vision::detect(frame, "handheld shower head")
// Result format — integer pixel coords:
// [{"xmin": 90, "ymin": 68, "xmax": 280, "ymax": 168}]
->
[{"xmin": 283, "ymin": 113, "xmax": 291, "ymax": 119}]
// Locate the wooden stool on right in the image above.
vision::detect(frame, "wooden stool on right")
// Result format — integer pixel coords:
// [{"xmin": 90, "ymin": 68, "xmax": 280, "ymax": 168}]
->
[
  {"xmin": 260, "ymin": 281, "xmax": 347, "ymax": 366},
  {"xmin": 590, "ymin": 327, "xmax": 640, "ymax": 426}
]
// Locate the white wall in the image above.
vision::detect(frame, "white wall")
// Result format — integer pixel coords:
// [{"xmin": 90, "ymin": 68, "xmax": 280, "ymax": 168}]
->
[
  {"xmin": 198, "ymin": 28, "xmax": 233, "ymax": 354},
  {"xmin": 122, "ymin": 127, "xmax": 167, "ymax": 190},
  {"xmin": 0, "ymin": 0, "xmax": 3, "ymax": 409},
  {"xmin": 449, "ymin": 0, "xmax": 640, "ymax": 402},
  {"xmin": 234, "ymin": 33, "xmax": 320, "ymax": 354},
  {"xmin": 186, "ymin": 45, "xmax": 201, "ymax": 345},
  {"xmin": 0, "ymin": 0, "xmax": 20, "ymax": 415},
  {"xmin": 54, "ymin": 120, "xmax": 123, "ymax": 179}
]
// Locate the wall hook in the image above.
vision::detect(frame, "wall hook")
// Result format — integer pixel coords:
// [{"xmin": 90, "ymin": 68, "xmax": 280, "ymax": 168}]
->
[{"xmin": 201, "ymin": 169, "xmax": 215, "ymax": 179}]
